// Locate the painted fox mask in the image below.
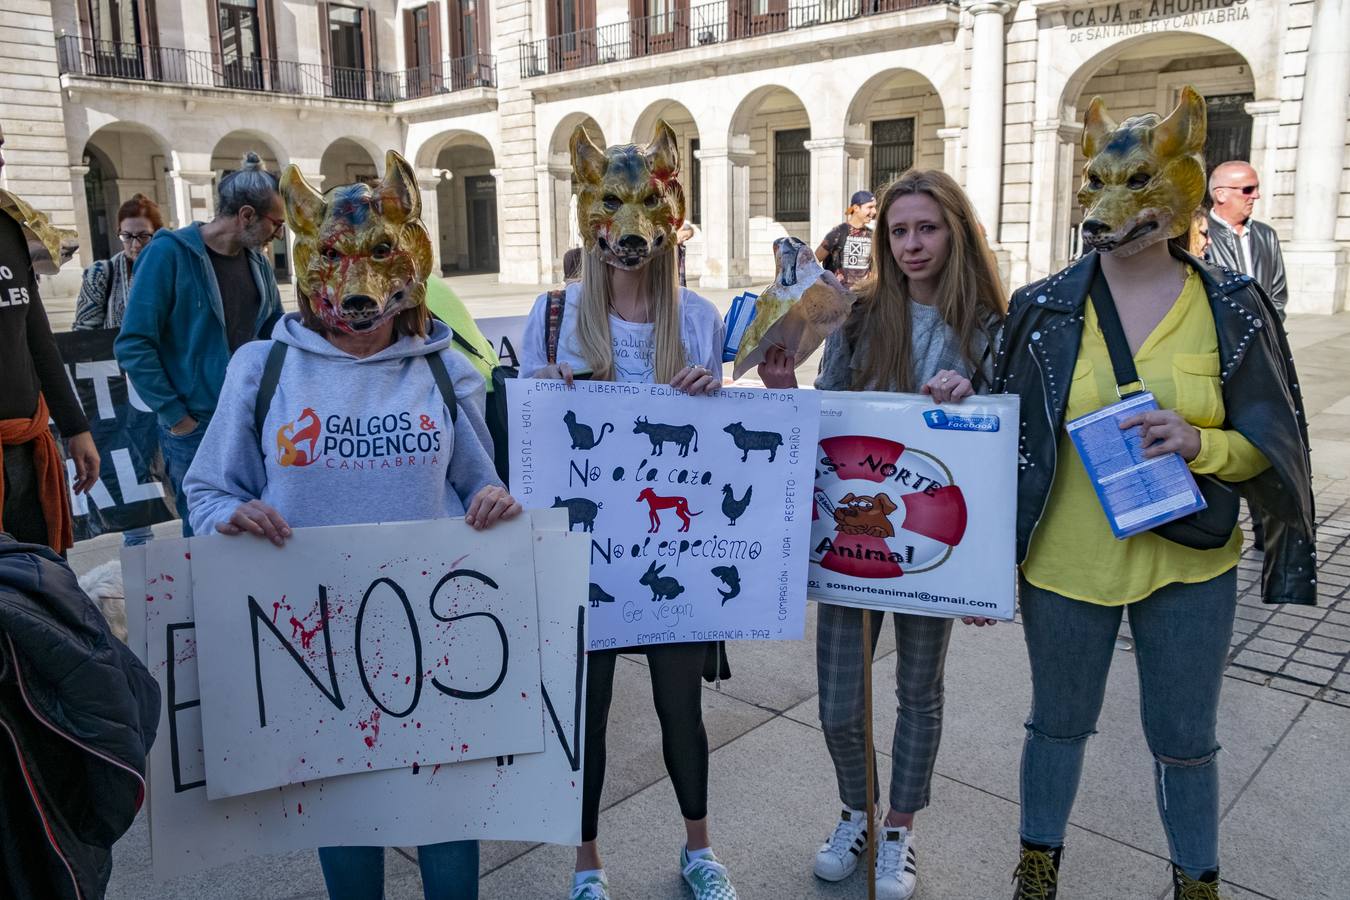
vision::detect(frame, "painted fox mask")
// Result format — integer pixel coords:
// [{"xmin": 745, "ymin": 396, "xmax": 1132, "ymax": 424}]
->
[
  {"xmin": 280, "ymin": 150, "xmax": 433, "ymax": 335},
  {"xmin": 1077, "ymin": 84, "xmax": 1207, "ymax": 256},
  {"xmin": 571, "ymin": 120, "xmax": 685, "ymax": 270}
]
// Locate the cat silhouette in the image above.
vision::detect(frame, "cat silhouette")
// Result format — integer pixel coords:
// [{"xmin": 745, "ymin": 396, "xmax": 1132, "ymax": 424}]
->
[{"xmin": 563, "ymin": 410, "xmax": 614, "ymax": 450}]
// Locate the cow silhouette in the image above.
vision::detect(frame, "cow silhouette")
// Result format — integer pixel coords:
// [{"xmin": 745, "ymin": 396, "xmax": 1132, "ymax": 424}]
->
[{"xmin": 633, "ymin": 417, "xmax": 699, "ymax": 457}]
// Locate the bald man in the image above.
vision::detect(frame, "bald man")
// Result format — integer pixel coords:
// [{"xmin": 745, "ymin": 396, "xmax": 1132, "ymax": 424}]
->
[{"xmin": 1207, "ymin": 160, "xmax": 1288, "ymax": 317}]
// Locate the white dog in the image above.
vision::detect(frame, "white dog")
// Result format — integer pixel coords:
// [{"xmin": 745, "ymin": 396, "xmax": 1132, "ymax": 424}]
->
[{"xmin": 78, "ymin": 560, "xmax": 127, "ymax": 643}]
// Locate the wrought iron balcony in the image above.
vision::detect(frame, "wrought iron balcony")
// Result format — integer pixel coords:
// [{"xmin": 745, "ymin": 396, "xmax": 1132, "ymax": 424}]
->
[
  {"xmin": 519, "ymin": 0, "xmax": 954, "ymax": 78},
  {"xmin": 56, "ymin": 35, "xmax": 494, "ymax": 102}
]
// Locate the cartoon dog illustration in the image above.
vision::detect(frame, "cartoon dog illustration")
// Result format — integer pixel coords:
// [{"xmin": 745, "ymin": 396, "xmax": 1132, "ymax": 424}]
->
[
  {"xmin": 723, "ymin": 422, "xmax": 784, "ymax": 462},
  {"xmin": 832, "ymin": 492, "xmax": 898, "ymax": 538},
  {"xmin": 633, "ymin": 417, "xmax": 699, "ymax": 457},
  {"xmin": 571, "ymin": 120, "xmax": 685, "ymax": 271},
  {"xmin": 1077, "ymin": 85, "xmax": 1207, "ymax": 255},
  {"xmin": 276, "ymin": 407, "xmax": 322, "ymax": 467},
  {"xmin": 639, "ymin": 562, "xmax": 685, "ymax": 603},
  {"xmin": 279, "ymin": 150, "xmax": 433, "ymax": 337},
  {"xmin": 711, "ymin": 565, "xmax": 741, "ymax": 605},
  {"xmin": 637, "ymin": 488, "xmax": 701, "ymax": 533}
]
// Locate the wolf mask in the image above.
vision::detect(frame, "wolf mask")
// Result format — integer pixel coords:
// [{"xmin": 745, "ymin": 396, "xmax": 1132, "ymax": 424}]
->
[
  {"xmin": 1077, "ymin": 84, "xmax": 1207, "ymax": 256},
  {"xmin": 571, "ymin": 120, "xmax": 685, "ymax": 270},
  {"xmin": 280, "ymin": 150, "xmax": 433, "ymax": 335}
]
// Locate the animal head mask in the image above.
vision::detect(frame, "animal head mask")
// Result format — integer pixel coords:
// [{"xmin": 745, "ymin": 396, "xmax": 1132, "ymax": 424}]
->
[
  {"xmin": 280, "ymin": 150, "xmax": 433, "ymax": 335},
  {"xmin": 1077, "ymin": 84, "xmax": 1207, "ymax": 256},
  {"xmin": 571, "ymin": 120, "xmax": 685, "ymax": 270},
  {"xmin": 0, "ymin": 190, "xmax": 78, "ymax": 275}
]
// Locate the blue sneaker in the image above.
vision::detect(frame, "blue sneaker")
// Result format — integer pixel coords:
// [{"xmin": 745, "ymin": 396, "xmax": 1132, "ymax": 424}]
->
[
  {"xmin": 681, "ymin": 846, "xmax": 738, "ymax": 900},
  {"xmin": 569, "ymin": 870, "xmax": 610, "ymax": 900}
]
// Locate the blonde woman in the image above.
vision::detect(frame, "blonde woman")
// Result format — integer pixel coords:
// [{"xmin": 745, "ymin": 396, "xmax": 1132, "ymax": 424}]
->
[
  {"xmin": 520, "ymin": 123, "xmax": 731, "ymax": 900},
  {"xmin": 759, "ymin": 169, "xmax": 1006, "ymax": 900}
]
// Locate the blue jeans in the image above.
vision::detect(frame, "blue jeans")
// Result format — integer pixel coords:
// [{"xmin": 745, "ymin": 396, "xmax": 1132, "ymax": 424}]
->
[
  {"xmin": 317, "ymin": 842, "xmax": 479, "ymax": 900},
  {"xmin": 122, "ymin": 525, "xmax": 154, "ymax": 546},
  {"xmin": 1018, "ymin": 570, "xmax": 1237, "ymax": 877},
  {"xmin": 158, "ymin": 419, "xmax": 208, "ymax": 538}
]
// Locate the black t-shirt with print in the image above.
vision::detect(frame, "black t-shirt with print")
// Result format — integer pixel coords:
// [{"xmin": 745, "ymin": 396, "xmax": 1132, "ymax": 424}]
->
[
  {"xmin": 819, "ymin": 222, "xmax": 873, "ymax": 289},
  {"xmin": 0, "ymin": 216, "xmax": 88, "ymax": 435},
  {"xmin": 206, "ymin": 245, "xmax": 262, "ymax": 352}
]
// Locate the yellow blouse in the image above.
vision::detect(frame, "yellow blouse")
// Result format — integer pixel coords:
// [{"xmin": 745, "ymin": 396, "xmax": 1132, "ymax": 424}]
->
[{"xmin": 1022, "ymin": 270, "xmax": 1271, "ymax": 605}]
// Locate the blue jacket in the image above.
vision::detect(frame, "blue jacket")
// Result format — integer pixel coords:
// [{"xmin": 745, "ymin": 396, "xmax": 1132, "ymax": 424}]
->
[{"xmin": 114, "ymin": 223, "xmax": 282, "ymax": 428}]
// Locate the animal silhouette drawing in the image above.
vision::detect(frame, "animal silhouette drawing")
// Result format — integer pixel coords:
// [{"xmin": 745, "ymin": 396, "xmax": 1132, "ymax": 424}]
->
[
  {"xmin": 723, "ymin": 422, "xmax": 784, "ymax": 462},
  {"xmin": 588, "ymin": 583, "xmax": 616, "ymax": 608},
  {"xmin": 637, "ymin": 488, "xmax": 701, "ymax": 533},
  {"xmin": 552, "ymin": 496, "xmax": 601, "ymax": 532},
  {"xmin": 563, "ymin": 410, "xmax": 613, "ymax": 450},
  {"xmin": 633, "ymin": 417, "xmax": 699, "ymax": 457},
  {"xmin": 711, "ymin": 565, "xmax": 741, "ymax": 605},
  {"xmin": 721, "ymin": 484, "xmax": 753, "ymax": 526},
  {"xmin": 640, "ymin": 562, "xmax": 685, "ymax": 603}
]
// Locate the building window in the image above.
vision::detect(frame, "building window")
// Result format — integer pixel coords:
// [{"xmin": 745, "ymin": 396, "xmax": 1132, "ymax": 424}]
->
[
  {"xmin": 871, "ymin": 117, "xmax": 915, "ymax": 193},
  {"xmin": 689, "ymin": 137, "xmax": 701, "ymax": 225},
  {"xmin": 412, "ymin": 6, "xmax": 432, "ymax": 67},
  {"xmin": 1204, "ymin": 93, "xmax": 1254, "ymax": 176},
  {"xmin": 218, "ymin": 0, "xmax": 262, "ymax": 89},
  {"xmin": 774, "ymin": 128, "xmax": 810, "ymax": 222},
  {"xmin": 453, "ymin": 0, "xmax": 480, "ymax": 59},
  {"xmin": 327, "ymin": 4, "xmax": 366, "ymax": 98}
]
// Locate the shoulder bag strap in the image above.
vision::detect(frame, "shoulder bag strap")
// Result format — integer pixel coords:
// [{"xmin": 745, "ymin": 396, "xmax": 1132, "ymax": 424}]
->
[
  {"xmin": 1088, "ymin": 260, "xmax": 1146, "ymax": 399},
  {"xmin": 544, "ymin": 289, "xmax": 567, "ymax": 366},
  {"xmin": 424, "ymin": 352, "xmax": 460, "ymax": 425},
  {"xmin": 450, "ymin": 330, "xmax": 486, "ymax": 361},
  {"xmin": 253, "ymin": 340, "xmax": 289, "ymax": 437}
]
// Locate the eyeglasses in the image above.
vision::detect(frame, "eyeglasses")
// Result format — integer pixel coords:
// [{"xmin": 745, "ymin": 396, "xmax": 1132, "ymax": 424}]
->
[
  {"xmin": 259, "ymin": 212, "xmax": 286, "ymax": 236},
  {"xmin": 119, "ymin": 231, "xmax": 154, "ymax": 244},
  {"xmin": 1223, "ymin": 184, "xmax": 1259, "ymax": 195}
]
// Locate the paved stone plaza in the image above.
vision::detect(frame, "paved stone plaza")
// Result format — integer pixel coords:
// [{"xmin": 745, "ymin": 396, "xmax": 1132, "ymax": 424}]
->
[{"xmin": 72, "ymin": 277, "xmax": 1348, "ymax": 900}]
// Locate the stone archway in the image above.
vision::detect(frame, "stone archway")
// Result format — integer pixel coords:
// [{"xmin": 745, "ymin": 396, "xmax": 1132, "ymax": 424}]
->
[
  {"xmin": 210, "ymin": 130, "xmax": 289, "ymax": 281},
  {"xmin": 80, "ymin": 121, "xmax": 175, "ymax": 259},
  {"xmin": 728, "ymin": 86, "xmax": 811, "ymax": 280},
  {"xmin": 632, "ymin": 100, "xmax": 703, "ymax": 282}
]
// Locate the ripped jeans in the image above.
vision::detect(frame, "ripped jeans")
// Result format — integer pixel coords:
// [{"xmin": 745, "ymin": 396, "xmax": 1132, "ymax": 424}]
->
[{"xmin": 1018, "ymin": 570, "xmax": 1237, "ymax": 876}]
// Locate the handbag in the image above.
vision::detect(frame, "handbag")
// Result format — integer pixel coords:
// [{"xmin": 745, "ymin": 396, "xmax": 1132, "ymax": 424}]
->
[{"xmin": 1088, "ymin": 262, "xmax": 1239, "ymax": 550}]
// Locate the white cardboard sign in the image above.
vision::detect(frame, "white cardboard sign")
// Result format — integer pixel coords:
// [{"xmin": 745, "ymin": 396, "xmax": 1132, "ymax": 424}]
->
[
  {"xmin": 191, "ymin": 517, "xmax": 544, "ymax": 799},
  {"xmin": 508, "ymin": 379, "xmax": 820, "ymax": 650},
  {"xmin": 807, "ymin": 391, "xmax": 1019, "ymax": 621},
  {"xmin": 124, "ymin": 516, "xmax": 587, "ymax": 880}
]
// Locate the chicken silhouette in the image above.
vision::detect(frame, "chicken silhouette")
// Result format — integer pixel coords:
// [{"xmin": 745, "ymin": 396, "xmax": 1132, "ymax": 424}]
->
[{"xmin": 721, "ymin": 483, "xmax": 753, "ymax": 526}]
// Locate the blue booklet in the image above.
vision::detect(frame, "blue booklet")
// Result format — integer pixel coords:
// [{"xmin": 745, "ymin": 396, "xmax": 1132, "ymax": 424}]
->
[
  {"xmin": 722, "ymin": 291, "xmax": 759, "ymax": 362},
  {"xmin": 1065, "ymin": 392, "xmax": 1207, "ymax": 540}
]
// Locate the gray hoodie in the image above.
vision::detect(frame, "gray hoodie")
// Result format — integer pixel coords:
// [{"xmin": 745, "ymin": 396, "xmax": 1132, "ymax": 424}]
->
[{"xmin": 185, "ymin": 313, "xmax": 501, "ymax": 535}]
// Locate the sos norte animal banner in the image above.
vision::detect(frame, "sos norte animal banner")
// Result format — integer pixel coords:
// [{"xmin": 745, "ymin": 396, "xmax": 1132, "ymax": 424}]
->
[
  {"xmin": 809, "ymin": 392, "xmax": 1018, "ymax": 621},
  {"xmin": 52, "ymin": 328, "xmax": 176, "ymax": 540},
  {"xmin": 508, "ymin": 379, "xmax": 820, "ymax": 650},
  {"xmin": 123, "ymin": 513, "xmax": 588, "ymax": 879}
]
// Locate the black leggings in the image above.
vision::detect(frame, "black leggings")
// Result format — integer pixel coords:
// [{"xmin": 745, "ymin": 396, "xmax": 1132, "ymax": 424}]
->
[{"xmin": 582, "ymin": 642, "xmax": 711, "ymax": 842}]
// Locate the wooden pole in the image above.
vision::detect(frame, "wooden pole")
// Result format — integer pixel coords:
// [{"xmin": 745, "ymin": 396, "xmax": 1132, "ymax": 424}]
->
[{"xmin": 862, "ymin": 608, "xmax": 877, "ymax": 900}]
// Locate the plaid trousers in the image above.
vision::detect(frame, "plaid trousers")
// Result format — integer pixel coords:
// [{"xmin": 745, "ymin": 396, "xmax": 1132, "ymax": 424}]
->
[{"xmin": 816, "ymin": 602, "xmax": 954, "ymax": 813}]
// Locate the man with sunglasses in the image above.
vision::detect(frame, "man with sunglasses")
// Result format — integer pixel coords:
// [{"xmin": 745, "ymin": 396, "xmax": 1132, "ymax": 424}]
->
[
  {"xmin": 1207, "ymin": 160, "xmax": 1288, "ymax": 318},
  {"xmin": 115, "ymin": 151, "xmax": 283, "ymax": 535}
]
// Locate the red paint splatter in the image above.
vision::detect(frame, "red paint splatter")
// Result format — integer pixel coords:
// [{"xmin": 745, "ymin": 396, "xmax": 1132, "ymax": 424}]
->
[
  {"xmin": 359, "ymin": 709, "xmax": 382, "ymax": 748},
  {"xmin": 145, "ymin": 594, "xmax": 155, "ymax": 603},
  {"xmin": 412, "ymin": 762, "xmax": 420, "ymax": 774},
  {"xmin": 289, "ymin": 604, "xmax": 327, "ymax": 650},
  {"xmin": 460, "ymin": 743, "xmax": 469, "ymax": 754},
  {"xmin": 184, "ymin": 552, "xmax": 191, "ymax": 559},
  {"xmin": 163, "ymin": 574, "xmax": 174, "ymax": 582},
  {"xmin": 297, "ymin": 803, "xmax": 303, "ymax": 815},
  {"xmin": 451, "ymin": 553, "xmax": 469, "ymax": 568}
]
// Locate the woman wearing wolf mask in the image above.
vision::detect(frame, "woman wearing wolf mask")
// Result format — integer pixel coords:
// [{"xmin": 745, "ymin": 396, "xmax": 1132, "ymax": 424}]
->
[
  {"xmin": 994, "ymin": 87, "xmax": 1314, "ymax": 899},
  {"xmin": 758, "ymin": 169, "xmax": 1005, "ymax": 900},
  {"xmin": 519, "ymin": 122, "xmax": 733, "ymax": 900},
  {"xmin": 184, "ymin": 152, "xmax": 521, "ymax": 900}
]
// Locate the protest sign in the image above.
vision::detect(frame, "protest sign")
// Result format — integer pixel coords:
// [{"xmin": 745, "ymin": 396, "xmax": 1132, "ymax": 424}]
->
[
  {"xmin": 476, "ymin": 314, "xmax": 527, "ymax": 369},
  {"xmin": 52, "ymin": 328, "xmax": 175, "ymax": 540},
  {"xmin": 124, "ymin": 513, "xmax": 587, "ymax": 880},
  {"xmin": 807, "ymin": 391, "xmax": 1018, "ymax": 621},
  {"xmin": 508, "ymin": 379, "xmax": 819, "ymax": 650},
  {"xmin": 191, "ymin": 516, "xmax": 544, "ymax": 799}
]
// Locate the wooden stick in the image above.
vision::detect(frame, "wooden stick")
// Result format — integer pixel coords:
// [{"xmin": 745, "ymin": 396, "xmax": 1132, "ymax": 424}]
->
[{"xmin": 862, "ymin": 607, "xmax": 877, "ymax": 900}]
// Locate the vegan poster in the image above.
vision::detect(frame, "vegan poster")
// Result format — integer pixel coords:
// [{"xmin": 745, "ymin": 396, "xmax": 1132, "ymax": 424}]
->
[
  {"xmin": 191, "ymin": 517, "xmax": 545, "ymax": 799},
  {"xmin": 808, "ymin": 391, "xmax": 1018, "ymax": 621},
  {"xmin": 508, "ymin": 379, "xmax": 820, "ymax": 650},
  {"xmin": 125, "ymin": 516, "xmax": 588, "ymax": 880}
]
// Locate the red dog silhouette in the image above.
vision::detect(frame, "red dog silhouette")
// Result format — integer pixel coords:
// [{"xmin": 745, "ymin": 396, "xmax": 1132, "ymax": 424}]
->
[{"xmin": 637, "ymin": 488, "xmax": 702, "ymax": 533}]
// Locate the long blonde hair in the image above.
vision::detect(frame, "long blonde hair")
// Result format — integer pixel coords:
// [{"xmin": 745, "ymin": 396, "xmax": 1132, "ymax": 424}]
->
[
  {"xmin": 847, "ymin": 169, "xmax": 1007, "ymax": 392},
  {"xmin": 573, "ymin": 244, "xmax": 685, "ymax": 383}
]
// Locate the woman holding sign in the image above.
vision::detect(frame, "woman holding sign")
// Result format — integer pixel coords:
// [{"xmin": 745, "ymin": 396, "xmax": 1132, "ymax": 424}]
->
[
  {"xmin": 759, "ymin": 169, "xmax": 1005, "ymax": 900},
  {"xmin": 184, "ymin": 154, "xmax": 520, "ymax": 900},
  {"xmin": 520, "ymin": 122, "xmax": 731, "ymax": 900},
  {"xmin": 994, "ymin": 88, "xmax": 1314, "ymax": 900}
]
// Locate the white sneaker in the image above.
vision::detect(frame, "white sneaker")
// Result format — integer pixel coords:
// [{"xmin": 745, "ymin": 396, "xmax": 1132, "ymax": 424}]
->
[
  {"xmin": 813, "ymin": 808, "xmax": 869, "ymax": 882},
  {"xmin": 875, "ymin": 825, "xmax": 917, "ymax": 900},
  {"xmin": 569, "ymin": 870, "xmax": 610, "ymax": 900}
]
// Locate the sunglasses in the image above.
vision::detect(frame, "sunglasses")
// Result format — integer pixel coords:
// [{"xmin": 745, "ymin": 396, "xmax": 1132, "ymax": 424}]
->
[
  {"xmin": 119, "ymin": 231, "xmax": 154, "ymax": 244},
  {"xmin": 1224, "ymin": 184, "xmax": 1259, "ymax": 196}
]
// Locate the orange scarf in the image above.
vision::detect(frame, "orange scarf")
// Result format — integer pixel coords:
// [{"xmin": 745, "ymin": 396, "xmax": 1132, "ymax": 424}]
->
[{"xmin": 0, "ymin": 394, "xmax": 75, "ymax": 554}]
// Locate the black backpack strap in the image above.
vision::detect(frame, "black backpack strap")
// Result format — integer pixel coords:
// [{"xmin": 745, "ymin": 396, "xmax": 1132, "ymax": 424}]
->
[
  {"xmin": 424, "ymin": 352, "xmax": 459, "ymax": 425},
  {"xmin": 451, "ymin": 330, "xmax": 486, "ymax": 361},
  {"xmin": 1088, "ymin": 260, "xmax": 1146, "ymax": 398},
  {"xmin": 253, "ymin": 340, "xmax": 289, "ymax": 437}
]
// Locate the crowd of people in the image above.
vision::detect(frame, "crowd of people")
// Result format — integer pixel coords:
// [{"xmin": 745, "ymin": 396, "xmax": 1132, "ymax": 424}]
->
[{"xmin": 0, "ymin": 86, "xmax": 1317, "ymax": 900}]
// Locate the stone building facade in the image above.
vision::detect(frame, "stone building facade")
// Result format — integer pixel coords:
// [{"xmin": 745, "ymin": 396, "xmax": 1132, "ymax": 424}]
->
[{"xmin": 2, "ymin": 0, "xmax": 1347, "ymax": 312}]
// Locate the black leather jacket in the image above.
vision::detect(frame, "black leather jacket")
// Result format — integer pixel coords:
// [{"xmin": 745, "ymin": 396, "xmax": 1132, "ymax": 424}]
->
[
  {"xmin": 1206, "ymin": 214, "xmax": 1288, "ymax": 316},
  {"xmin": 993, "ymin": 248, "xmax": 1316, "ymax": 605}
]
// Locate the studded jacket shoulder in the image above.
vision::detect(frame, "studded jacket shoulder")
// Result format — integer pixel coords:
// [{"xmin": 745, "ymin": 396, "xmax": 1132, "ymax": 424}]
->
[{"xmin": 994, "ymin": 247, "xmax": 1317, "ymax": 605}]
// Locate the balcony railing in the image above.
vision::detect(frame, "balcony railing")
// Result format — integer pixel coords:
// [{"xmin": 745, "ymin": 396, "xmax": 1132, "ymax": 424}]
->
[
  {"xmin": 57, "ymin": 35, "xmax": 494, "ymax": 102},
  {"xmin": 519, "ymin": 0, "xmax": 953, "ymax": 78}
]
